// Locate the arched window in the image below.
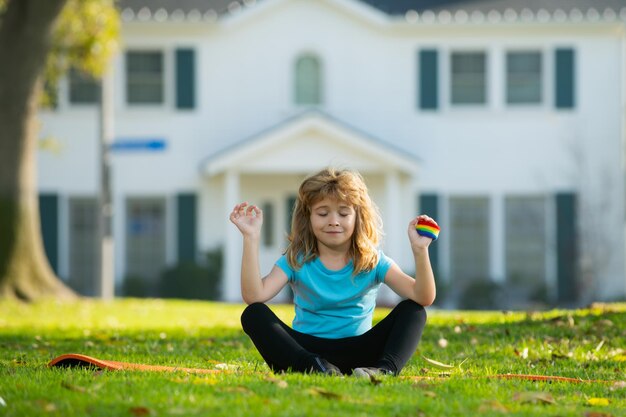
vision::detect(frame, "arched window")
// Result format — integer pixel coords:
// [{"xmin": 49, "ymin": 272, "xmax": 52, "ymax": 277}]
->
[{"xmin": 294, "ymin": 54, "xmax": 322, "ymax": 105}]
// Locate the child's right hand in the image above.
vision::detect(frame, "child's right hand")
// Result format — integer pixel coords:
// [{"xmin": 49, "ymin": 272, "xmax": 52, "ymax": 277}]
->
[{"xmin": 229, "ymin": 202, "xmax": 263, "ymax": 238}]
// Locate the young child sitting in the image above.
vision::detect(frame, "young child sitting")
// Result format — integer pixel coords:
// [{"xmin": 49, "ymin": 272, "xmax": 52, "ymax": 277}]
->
[{"xmin": 229, "ymin": 167, "xmax": 438, "ymax": 377}]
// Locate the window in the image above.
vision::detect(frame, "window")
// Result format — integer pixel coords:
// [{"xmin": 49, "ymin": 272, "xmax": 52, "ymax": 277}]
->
[
  {"xmin": 451, "ymin": 52, "xmax": 486, "ymax": 105},
  {"xmin": 69, "ymin": 68, "xmax": 100, "ymax": 104},
  {"xmin": 126, "ymin": 51, "xmax": 164, "ymax": 104},
  {"xmin": 69, "ymin": 198, "xmax": 98, "ymax": 296},
  {"xmin": 294, "ymin": 55, "xmax": 322, "ymax": 105},
  {"xmin": 505, "ymin": 196, "xmax": 546, "ymax": 285},
  {"xmin": 449, "ymin": 197, "xmax": 490, "ymax": 282},
  {"xmin": 262, "ymin": 202, "xmax": 274, "ymax": 247},
  {"xmin": 506, "ymin": 51, "xmax": 542, "ymax": 104},
  {"xmin": 126, "ymin": 198, "xmax": 166, "ymax": 284}
]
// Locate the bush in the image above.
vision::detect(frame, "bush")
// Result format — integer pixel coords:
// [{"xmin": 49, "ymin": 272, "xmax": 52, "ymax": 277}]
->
[
  {"xmin": 158, "ymin": 248, "xmax": 222, "ymax": 300},
  {"xmin": 120, "ymin": 275, "xmax": 151, "ymax": 298},
  {"xmin": 457, "ymin": 279, "xmax": 504, "ymax": 310}
]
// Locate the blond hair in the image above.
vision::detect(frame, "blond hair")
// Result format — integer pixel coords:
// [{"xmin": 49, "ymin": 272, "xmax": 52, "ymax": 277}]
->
[{"xmin": 285, "ymin": 167, "xmax": 383, "ymax": 274}]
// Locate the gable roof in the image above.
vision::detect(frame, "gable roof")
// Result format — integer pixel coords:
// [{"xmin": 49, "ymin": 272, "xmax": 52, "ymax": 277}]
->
[
  {"xmin": 200, "ymin": 110, "xmax": 420, "ymax": 177},
  {"xmin": 119, "ymin": 0, "xmax": 626, "ymax": 22}
]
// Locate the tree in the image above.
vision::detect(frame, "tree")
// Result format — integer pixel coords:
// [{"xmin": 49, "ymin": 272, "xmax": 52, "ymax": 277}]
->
[{"xmin": 0, "ymin": 0, "xmax": 119, "ymax": 300}]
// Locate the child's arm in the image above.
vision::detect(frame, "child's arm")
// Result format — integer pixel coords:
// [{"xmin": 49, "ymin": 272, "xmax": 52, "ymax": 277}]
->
[
  {"xmin": 384, "ymin": 215, "xmax": 438, "ymax": 306},
  {"xmin": 229, "ymin": 202, "xmax": 288, "ymax": 304}
]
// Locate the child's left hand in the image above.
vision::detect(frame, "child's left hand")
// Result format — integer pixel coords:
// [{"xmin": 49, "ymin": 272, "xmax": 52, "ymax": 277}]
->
[{"xmin": 408, "ymin": 215, "xmax": 438, "ymax": 250}]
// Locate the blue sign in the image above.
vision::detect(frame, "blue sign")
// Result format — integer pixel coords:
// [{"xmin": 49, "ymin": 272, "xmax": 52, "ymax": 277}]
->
[{"xmin": 110, "ymin": 138, "xmax": 167, "ymax": 152}]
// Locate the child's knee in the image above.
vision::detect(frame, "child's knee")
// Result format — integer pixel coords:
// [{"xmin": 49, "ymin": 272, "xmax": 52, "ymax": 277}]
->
[
  {"xmin": 240, "ymin": 302, "xmax": 270, "ymax": 332},
  {"xmin": 397, "ymin": 299, "xmax": 427, "ymax": 324}
]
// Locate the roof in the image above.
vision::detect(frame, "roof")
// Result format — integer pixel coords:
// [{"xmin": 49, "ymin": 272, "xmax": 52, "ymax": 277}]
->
[
  {"xmin": 118, "ymin": 0, "xmax": 626, "ymax": 22},
  {"xmin": 361, "ymin": 0, "xmax": 626, "ymax": 15},
  {"xmin": 199, "ymin": 109, "xmax": 420, "ymax": 176},
  {"xmin": 119, "ymin": 0, "xmax": 240, "ymax": 21}
]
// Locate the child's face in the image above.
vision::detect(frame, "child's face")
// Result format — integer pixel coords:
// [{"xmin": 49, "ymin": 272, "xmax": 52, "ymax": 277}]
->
[{"xmin": 309, "ymin": 198, "xmax": 356, "ymax": 252}]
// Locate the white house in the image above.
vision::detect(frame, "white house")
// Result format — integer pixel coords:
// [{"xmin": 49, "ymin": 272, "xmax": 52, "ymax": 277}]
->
[{"xmin": 37, "ymin": 0, "xmax": 626, "ymax": 306}]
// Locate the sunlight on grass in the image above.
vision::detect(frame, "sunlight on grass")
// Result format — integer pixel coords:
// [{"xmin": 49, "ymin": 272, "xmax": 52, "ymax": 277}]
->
[{"xmin": 1, "ymin": 299, "xmax": 625, "ymax": 417}]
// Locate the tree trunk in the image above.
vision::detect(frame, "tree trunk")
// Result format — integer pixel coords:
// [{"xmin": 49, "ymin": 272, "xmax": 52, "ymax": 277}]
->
[{"xmin": 0, "ymin": 0, "xmax": 75, "ymax": 300}]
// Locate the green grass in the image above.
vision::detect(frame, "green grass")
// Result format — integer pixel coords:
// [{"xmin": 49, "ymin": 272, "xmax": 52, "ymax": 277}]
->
[{"xmin": 1, "ymin": 299, "xmax": 625, "ymax": 417}]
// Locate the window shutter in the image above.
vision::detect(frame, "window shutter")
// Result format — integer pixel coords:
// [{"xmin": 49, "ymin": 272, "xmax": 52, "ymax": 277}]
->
[
  {"xmin": 556, "ymin": 192, "xmax": 578, "ymax": 302},
  {"xmin": 177, "ymin": 193, "xmax": 197, "ymax": 262},
  {"xmin": 39, "ymin": 194, "xmax": 59, "ymax": 273},
  {"xmin": 555, "ymin": 48, "xmax": 575, "ymax": 109},
  {"xmin": 286, "ymin": 196, "xmax": 297, "ymax": 234},
  {"xmin": 419, "ymin": 49, "xmax": 438, "ymax": 110},
  {"xmin": 419, "ymin": 194, "xmax": 439, "ymax": 272},
  {"xmin": 176, "ymin": 48, "xmax": 196, "ymax": 109}
]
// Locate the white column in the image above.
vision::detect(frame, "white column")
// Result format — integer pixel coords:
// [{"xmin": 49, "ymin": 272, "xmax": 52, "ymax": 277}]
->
[
  {"xmin": 224, "ymin": 170, "xmax": 241, "ymax": 302},
  {"xmin": 382, "ymin": 171, "xmax": 402, "ymax": 304},
  {"xmin": 384, "ymin": 171, "xmax": 402, "ymax": 259}
]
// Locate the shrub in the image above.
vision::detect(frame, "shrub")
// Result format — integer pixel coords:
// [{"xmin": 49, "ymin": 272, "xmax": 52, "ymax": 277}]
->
[
  {"xmin": 158, "ymin": 248, "xmax": 222, "ymax": 300},
  {"xmin": 457, "ymin": 279, "xmax": 504, "ymax": 310},
  {"xmin": 120, "ymin": 275, "xmax": 151, "ymax": 298}
]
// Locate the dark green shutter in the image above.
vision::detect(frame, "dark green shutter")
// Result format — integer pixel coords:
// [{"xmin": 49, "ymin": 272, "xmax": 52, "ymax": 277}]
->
[
  {"xmin": 555, "ymin": 48, "xmax": 575, "ymax": 109},
  {"xmin": 419, "ymin": 194, "xmax": 439, "ymax": 272},
  {"xmin": 286, "ymin": 196, "xmax": 297, "ymax": 234},
  {"xmin": 176, "ymin": 48, "xmax": 196, "ymax": 109},
  {"xmin": 556, "ymin": 192, "xmax": 577, "ymax": 303},
  {"xmin": 419, "ymin": 49, "xmax": 438, "ymax": 110},
  {"xmin": 39, "ymin": 194, "xmax": 59, "ymax": 273},
  {"xmin": 177, "ymin": 193, "xmax": 197, "ymax": 262}
]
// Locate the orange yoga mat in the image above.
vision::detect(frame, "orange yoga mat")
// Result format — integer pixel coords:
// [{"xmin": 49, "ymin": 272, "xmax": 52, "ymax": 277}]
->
[
  {"xmin": 48, "ymin": 353, "xmax": 221, "ymax": 374},
  {"xmin": 48, "ymin": 354, "xmax": 613, "ymax": 384}
]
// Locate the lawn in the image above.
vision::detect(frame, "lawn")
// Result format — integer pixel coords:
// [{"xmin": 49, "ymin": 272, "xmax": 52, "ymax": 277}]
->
[{"xmin": 0, "ymin": 299, "xmax": 625, "ymax": 417}]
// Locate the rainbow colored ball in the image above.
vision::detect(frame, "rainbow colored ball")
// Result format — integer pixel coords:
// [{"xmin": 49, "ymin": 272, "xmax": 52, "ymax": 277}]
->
[{"xmin": 415, "ymin": 218, "xmax": 440, "ymax": 241}]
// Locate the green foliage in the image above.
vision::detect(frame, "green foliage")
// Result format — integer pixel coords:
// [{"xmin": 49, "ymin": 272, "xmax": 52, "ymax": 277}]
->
[
  {"xmin": 458, "ymin": 279, "xmax": 504, "ymax": 310},
  {"xmin": 158, "ymin": 248, "xmax": 223, "ymax": 300},
  {"xmin": 120, "ymin": 274, "xmax": 150, "ymax": 298},
  {"xmin": 159, "ymin": 262, "xmax": 221, "ymax": 301},
  {"xmin": 1, "ymin": 301, "xmax": 625, "ymax": 416},
  {"xmin": 51, "ymin": 0, "xmax": 119, "ymax": 75},
  {"xmin": 40, "ymin": 0, "xmax": 120, "ymax": 107},
  {"xmin": 120, "ymin": 249, "xmax": 223, "ymax": 299},
  {"xmin": 0, "ymin": 0, "xmax": 119, "ymax": 106}
]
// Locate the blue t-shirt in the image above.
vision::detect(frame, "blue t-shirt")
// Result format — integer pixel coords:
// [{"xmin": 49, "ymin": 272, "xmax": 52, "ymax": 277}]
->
[{"xmin": 275, "ymin": 251, "xmax": 394, "ymax": 339}]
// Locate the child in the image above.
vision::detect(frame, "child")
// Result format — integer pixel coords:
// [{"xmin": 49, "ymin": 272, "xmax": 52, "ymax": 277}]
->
[{"xmin": 229, "ymin": 167, "xmax": 437, "ymax": 377}]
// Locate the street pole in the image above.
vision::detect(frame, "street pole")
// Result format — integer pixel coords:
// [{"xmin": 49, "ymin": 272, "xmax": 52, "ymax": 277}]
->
[{"xmin": 97, "ymin": 65, "xmax": 115, "ymax": 300}]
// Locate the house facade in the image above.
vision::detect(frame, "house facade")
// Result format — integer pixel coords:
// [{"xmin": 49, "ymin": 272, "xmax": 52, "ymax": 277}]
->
[{"xmin": 37, "ymin": 0, "xmax": 626, "ymax": 306}]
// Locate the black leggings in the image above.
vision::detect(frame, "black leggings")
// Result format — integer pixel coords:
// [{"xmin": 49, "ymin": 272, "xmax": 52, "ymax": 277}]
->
[{"xmin": 240, "ymin": 299, "xmax": 427, "ymax": 375}]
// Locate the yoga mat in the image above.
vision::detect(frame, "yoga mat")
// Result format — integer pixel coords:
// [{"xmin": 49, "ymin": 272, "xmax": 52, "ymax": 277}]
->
[
  {"xmin": 49, "ymin": 354, "xmax": 615, "ymax": 384},
  {"xmin": 48, "ymin": 353, "xmax": 221, "ymax": 374}
]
